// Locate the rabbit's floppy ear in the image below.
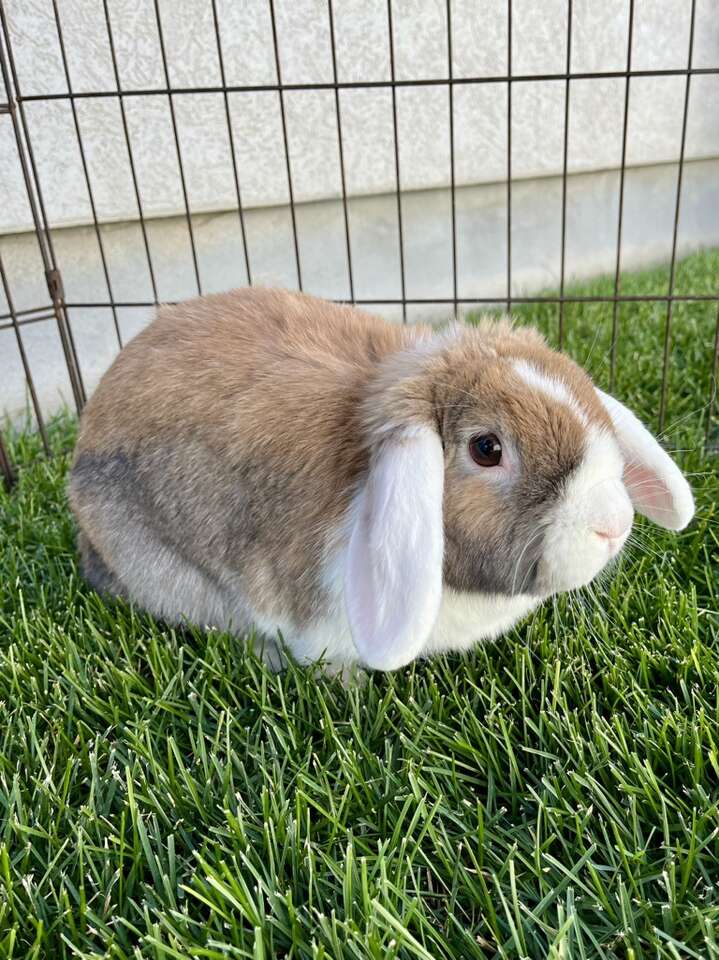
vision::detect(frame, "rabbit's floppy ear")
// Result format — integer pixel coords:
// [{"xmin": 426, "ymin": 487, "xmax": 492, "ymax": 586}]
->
[
  {"xmin": 595, "ymin": 389, "xmax": 694, "ymax": 530},
  {"xmin": 345, "ymin": 425, "xmax": 444, "ymax": 670}
]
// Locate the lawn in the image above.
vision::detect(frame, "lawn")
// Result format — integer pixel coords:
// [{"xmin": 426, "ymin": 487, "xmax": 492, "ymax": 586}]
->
[{"xmin": 1, "ymin": 250, "xmax": 718, "ymax": 959}]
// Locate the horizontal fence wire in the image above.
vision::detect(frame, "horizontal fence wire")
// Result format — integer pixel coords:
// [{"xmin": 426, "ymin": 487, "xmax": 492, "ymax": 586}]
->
[
  {"xmin": 0, "ymin": 303, "xmax": 55, "ymax": 321},
  {"xmin": 0, "ymin": 0, "xmax": 718, "ymax": 479},
  {"xmin": 2, "ymin": 293, "xmax": 719, "ymax": 333},
  {"xmin": 10, "ymin": 67, "xmax": 719, "ymax": 101},
  {"xmin": 42, "ymin": 294, "xmax": 719, "ymax": 307}
]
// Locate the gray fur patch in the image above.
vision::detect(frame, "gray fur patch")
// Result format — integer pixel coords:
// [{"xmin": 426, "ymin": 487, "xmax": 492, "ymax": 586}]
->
[
  {"xmin": 70, "ymin": 443, "xmax": 331, "ymax": 629},
  {"xmin": 77, "ymin": 531, "xmax": 125, "ymax": 597},
  {"xmin": 444, "ymin": 514, "xmax": 547, "ymax": 596}
]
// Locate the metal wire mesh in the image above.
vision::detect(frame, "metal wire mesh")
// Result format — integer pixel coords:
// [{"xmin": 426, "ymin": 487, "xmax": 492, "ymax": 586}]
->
[{"xmin": 0, "ymin": 0, "xmax": 718, "ymax": 490}]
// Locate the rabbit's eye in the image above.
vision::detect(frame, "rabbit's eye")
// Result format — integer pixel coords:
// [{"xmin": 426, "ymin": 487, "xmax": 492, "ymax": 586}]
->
[{"xmin": 469, "ymin": 433, "xmax": 502, "ymax": 467}]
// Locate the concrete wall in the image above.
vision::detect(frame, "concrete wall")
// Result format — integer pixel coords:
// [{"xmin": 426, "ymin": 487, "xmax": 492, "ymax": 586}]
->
[
  {"xmin": 2, "ymin": 0, "xmax": 718, "ymax": 231},
  {"xmin": 2, "ymin": 0, "xmax": 718, "ymax": 424},
  {"xmin": 3, "ymin": 157, "xmax": 718, "ymax": 422}
]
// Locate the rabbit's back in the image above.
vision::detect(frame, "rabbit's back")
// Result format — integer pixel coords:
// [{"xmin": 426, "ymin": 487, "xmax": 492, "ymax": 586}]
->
[
  {"xmin": 77, "ymin": 287, "xmax": 408, "ymax": 454},
  {"xmin": 69, "ymin": 288, "xmax": 417, "ymax": 635}
]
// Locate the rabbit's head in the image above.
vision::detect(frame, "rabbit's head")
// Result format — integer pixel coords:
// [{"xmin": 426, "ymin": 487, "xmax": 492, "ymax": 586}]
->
[{"xmin": 345, "ymin": 319, "xmax": 694, "ymax": 669}]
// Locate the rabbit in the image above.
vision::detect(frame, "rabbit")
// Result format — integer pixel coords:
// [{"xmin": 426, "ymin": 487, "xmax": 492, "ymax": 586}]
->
[{"xmin": 68, "ymin": 287, "xmax": 694, "ymax": 673}]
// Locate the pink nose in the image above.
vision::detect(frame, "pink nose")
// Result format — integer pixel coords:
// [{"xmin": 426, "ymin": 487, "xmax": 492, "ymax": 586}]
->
[{"xmin": 593, "ymin": 525, "xmax": 630, "ymax": 542}]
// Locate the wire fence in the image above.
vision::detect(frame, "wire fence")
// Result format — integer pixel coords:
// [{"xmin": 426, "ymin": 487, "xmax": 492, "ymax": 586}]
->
[{"xmin": 1, "ymin": 0, "xmax": 718, "ymax": 489}]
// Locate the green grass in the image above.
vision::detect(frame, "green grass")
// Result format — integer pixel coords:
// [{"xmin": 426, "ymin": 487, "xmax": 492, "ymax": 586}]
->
[{"xmin": 1, "ymin": 249, "xmax": 718, "ymax": 959}]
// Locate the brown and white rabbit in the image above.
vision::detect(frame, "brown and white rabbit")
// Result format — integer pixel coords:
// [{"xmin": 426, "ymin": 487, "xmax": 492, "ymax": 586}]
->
[{"xmin": 68, "ymin": 288, "xmax": 694, "ymax": 672}]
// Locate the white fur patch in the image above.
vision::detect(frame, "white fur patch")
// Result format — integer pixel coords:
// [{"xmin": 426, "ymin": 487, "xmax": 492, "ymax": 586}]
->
[
  {"xmin": 540, "ymin": 426, "xmax": 633, "ymax": 594},
  {"xmin": 425, "ymin": 589, "xmax": 539, "ymax": 655},
  {"xmin": 512, "ymin": 359, "xmax": 589, "ymax": 426},
  {"xmin": 264, "ymin": 589, "xmax": 540, "ymax": 672}
]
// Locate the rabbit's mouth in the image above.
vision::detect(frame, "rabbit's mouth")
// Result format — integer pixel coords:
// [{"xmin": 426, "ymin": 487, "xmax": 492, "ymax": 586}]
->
[{"xmin": 535, "ymin": 517, "xmax": 632, "ymax": 597}]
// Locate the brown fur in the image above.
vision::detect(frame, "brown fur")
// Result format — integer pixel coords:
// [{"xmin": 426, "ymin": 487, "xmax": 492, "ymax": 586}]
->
[
  {"xmin": 71, "ymin": 289, "xmax": 421, "ymax": 623},
  {"xmin": 69, "ymin": 288, "xmax": 611, "ymax": 629}
]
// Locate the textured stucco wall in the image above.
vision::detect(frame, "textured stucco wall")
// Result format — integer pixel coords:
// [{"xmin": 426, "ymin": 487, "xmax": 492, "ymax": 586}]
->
[
  {"xmin": 2, "ymin": 157, "xmax": 718, "ymax": 422},
  {"xmin": 2, "ymin": 0, "xmax": 718, "ymax": 232}
]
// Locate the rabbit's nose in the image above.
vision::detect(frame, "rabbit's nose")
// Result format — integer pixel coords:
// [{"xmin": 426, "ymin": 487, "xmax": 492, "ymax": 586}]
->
[
  {"xmin": 587, "ymin": 478, "xmax": 633, "ymax": 547},
  {"xmin": 592, "ymin": 523, "xmax": 630, "ymax": 557},
  {"xmin": 593, "ymin": 523, "xmax": 630, "ymax": 541}
]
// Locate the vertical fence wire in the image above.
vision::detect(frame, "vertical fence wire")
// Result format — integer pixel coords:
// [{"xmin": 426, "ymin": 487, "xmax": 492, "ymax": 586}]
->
[
  {"xmin": 0, "ymin": 430, "xmax": 14, "ymax": 490},
  {"xmin": 446, "ymin": 0, "xmax": 457, "ymax": 319},
  {"xmin": 658, "ymin": 0, "xmax": 697, "ymax": 434},
  {"xmin": 0, "ymin": 5, "xmax": 86, "ymax": 412},
  {"xmin": 557, "ymin": 0, "xmax": 573, "ymax": 349},
  {"xmin": 609, "ymin": 0, "xmax": 635, "ymax": 393},
  {"xmin": 506, "ymin": 0, "xmax": 512, "ymax": 314},
  {"xmin": 152, "ymin": 0, "xmax": 202, "ymax": 295},
  {"xmin": 386, "ymin": 0, "xmax": 407, "ymax": 322},
  {"xmin": 327, "ymin": 0, "xmax": 354, "ymax": 303},
  {"xmin": 268, "ymin": 0, "xmax": 303, "ymax": 290},
  {"xmin": 51, "ymin": 0, "xmax": 122, "ymax": 348},
  {"xmin": 102, "ymin": 0, "xmax": 159, "ymax": 303},
  {"xmin": 211, "ymin": 0, "xmax": 252, "ymax": 287},
  {"xmin": 0, "ymin": 251, "xmax": 50, "ymax": 454},
  {"xmin": 707, "ymin": 307, "xmax": 719, "ymax": 446}
]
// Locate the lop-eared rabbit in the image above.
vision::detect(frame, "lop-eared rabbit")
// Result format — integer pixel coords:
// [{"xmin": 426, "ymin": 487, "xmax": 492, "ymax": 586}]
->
[{"xmin": 69, "ymin": 288, "xmax": 694, "ymax": 672}]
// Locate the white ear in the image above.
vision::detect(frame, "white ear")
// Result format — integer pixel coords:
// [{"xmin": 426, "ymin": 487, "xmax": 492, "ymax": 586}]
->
[
  {"xmin": 595, "ymin": 389, "xmax": 694, "ymax": 530},
  {"xmin": 344, "ymin": 425, "xmax": 444, "ymax": 671}
]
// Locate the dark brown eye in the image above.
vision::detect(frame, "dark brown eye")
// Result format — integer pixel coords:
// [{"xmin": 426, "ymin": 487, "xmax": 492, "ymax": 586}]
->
[{"xmin": 469, "ymin": 433, "xmax": 502, "ymax": 467}]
